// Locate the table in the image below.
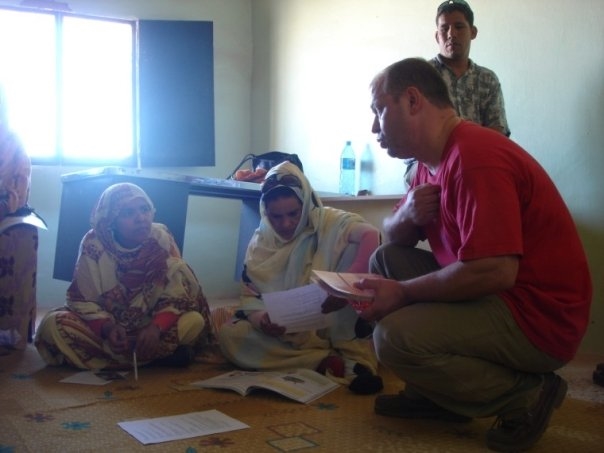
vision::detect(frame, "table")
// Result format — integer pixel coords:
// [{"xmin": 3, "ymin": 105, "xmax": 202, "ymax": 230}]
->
[
  {"xmin": 54, "ymin": 167, "xmax": 401, "ymax": 284},
  {"xmin": 53, "ymin": 167, "xmax": 262, "ymax": 281}
]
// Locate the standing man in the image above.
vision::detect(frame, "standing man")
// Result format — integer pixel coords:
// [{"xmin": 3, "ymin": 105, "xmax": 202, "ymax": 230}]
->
[
  {"xmin": 432, "ymin": 0, "xmax": 509, "ymax": 135},
  {"xmin": 405, "ymin": 0, "xmax": 510, "ymax": 186},
  {"xmin": 361, "ymin": 58, "xmax": 592, "ymax": 452}
]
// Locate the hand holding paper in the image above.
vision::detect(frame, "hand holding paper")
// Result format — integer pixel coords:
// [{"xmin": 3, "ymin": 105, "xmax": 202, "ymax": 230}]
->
[
  {"xmin": 310, "ymin": 270, "xmax": 378, "ymax": 300},
  {"xmin": 248, "ymin": 311, "xmax": 286, "ymax": 337},
  {"xmin": 262, "ymin": 284, "xmax": 331, "ymax": 333},
  {"xmin": 311, "ymin": 270, "xmax": 379, "ymax": 312}
]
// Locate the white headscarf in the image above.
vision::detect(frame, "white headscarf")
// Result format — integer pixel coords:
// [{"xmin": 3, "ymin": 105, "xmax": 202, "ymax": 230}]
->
[{"xmin": 243, "ymin": 162, "xmax": 369, "ymax": 301}]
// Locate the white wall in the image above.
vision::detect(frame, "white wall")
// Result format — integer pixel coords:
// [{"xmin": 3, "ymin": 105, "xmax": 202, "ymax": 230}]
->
[
  {"xmin": 3, "ymin": 0, "xmax": 603, "ymax": 353},
  {"xmin": 0, "ymin": 0, "xmax": 254, "ymax": 304},
  {"xmin": 250, "ymin": 0, "xmax": 604, "ymax": 354}
]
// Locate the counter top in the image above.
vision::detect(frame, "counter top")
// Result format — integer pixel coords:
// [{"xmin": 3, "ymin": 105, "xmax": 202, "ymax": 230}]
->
[{"xmin": 61, "ymin": 167, "xmax": 403, "ymax": 202}]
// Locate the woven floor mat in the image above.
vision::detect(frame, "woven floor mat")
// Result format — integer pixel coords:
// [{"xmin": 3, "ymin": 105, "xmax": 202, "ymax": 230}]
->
[{"xmin": 1, "ymin": 345, "xmax": 603, "ymax": 452}]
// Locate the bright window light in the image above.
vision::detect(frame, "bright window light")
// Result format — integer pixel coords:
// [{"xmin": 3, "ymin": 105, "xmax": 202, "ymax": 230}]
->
[
  {"xmin": 62, "ymin": 17, "xmax": 133, "ymax": 160},
  {"xmin": 0, "ymin": 8, "xmax": 134, "ymax": 163},
  {"xmin": 0, "ymin": 9, "xmax": 56, "ymax": 159}
]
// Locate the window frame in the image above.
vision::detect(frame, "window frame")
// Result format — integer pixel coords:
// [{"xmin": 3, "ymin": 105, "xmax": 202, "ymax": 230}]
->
[{"xmin": 0, "ymin": 5, "xmax": 215, "ymax": 168}]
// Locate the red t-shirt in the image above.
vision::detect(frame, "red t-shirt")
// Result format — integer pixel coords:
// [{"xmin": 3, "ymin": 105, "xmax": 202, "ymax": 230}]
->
[{"xmin": 405, "ymin": 121, "xmax": 592, "ymax": 361}]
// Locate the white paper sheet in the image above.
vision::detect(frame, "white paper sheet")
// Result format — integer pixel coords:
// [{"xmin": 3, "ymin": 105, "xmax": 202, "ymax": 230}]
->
[
  {"xmin": 263, "ymin": 283, "xmax": 330, "ymax": 333},
  {"xmin": 118, "ymin": 410, "xmax": 249, "ymax": 445},
  {"xmin": 60, "ymin": 370, "xmax": 128, "ymax": 385}
]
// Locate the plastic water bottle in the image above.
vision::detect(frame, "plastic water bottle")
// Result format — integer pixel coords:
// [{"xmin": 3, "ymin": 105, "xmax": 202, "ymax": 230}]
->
[
  {"xmin": 339, "ymin": 141, "xmax": 356, "ymax": 195},
  {"xmin": 359, "ymin": 144, "xmax": 374, "ymax": 195}
]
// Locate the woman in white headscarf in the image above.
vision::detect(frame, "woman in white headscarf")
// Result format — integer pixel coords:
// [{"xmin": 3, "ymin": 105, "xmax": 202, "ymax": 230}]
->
[
  {"xmin": 219, "ymin": 162, "xmax": 382, "ymax": 393},
  {"xmin": 36, "ymin": 183, "xmax": 212, "ymax": 370}
]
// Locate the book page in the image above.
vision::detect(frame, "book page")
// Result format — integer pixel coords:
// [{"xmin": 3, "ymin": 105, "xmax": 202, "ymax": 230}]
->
[
  {"xmin": 190, "ymin": 371, "xmax": 254, "ymax": 396},
  {"xmin": 60, "ymin": 370, "xmax": 128, "ymax": 385},
  {"xmin": 190, "ymin": 369, "xmax": 339, "ymax": 404},
  {"xmin": 257, "ymin": 368, "xmax": 339, "ymax": 403}
]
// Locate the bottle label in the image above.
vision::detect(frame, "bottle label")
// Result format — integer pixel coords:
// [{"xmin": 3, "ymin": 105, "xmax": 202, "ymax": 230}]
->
[{"xmin": 341, "ymin": 157, "xmax": 355, "ymax": 170}]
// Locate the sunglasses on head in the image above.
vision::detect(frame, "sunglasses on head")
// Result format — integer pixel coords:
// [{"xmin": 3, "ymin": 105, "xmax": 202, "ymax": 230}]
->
[
  {"xmin": 261, "ymin": 173, "xmax": 302, "ymax": 194},
  {"xmin": 438, "ymin": 0, "xmax": 470, "ymax": 7}
]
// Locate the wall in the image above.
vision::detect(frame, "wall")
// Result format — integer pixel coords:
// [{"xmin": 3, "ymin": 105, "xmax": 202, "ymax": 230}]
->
[
  {"xmin": 0, "ymin": 0, "xmax": 254, "ymax": 304},
  {"xmin": 3, "ymin": 0, "xmax": 602, "ymax": 354},
  {"xmin": 250, "ymin": 0, "xmax": 604, "ymax": 354}
]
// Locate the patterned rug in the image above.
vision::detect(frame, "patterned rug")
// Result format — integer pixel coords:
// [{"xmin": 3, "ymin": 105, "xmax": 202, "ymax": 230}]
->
[{"xmin": 1, "ymin": 344, "xmax": 603, "ymax": 453}]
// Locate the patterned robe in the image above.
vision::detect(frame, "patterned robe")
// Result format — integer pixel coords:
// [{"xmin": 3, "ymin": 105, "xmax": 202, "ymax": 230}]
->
[{"xmin": 35, "ymin": 183, "xmax": 212, "ymax": 370}]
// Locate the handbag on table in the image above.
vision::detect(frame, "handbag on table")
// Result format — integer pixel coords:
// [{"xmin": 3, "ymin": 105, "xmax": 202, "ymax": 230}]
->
[{"xmin": 227, "ymin": 152, "xmax": 304, "ymax": 182}]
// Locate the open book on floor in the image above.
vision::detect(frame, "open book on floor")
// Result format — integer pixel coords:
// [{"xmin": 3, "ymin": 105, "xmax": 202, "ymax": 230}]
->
[
  {"xmin": 311, "ymin": 270, "xmax": 379, "ymax": 302},
  {"xmin": 190, "ymin": 368, "xmax": 339, "ymax": 404}
]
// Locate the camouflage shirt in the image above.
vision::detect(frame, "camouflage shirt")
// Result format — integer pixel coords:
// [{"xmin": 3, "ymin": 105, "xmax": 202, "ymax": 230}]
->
[{"xmin": 430, "ymin": 55, "xmax": 510, "ymax": 136}]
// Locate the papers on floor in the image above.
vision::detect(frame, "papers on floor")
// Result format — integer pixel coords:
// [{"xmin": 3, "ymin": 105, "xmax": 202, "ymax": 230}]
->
[
  {"xmin": 118, "ymin": 409, "xmax": 249, "ymax": 445},
  {"xmin": 190, "ymin": 368, "xmax": 339, "ymax": 404},
  {"xmin": 262, "ymin": 283, "xmax": 330, "ymax": 333},
  {"xmin": 60, "ymin": 370, "xmax": 128, "ymax": 385}
]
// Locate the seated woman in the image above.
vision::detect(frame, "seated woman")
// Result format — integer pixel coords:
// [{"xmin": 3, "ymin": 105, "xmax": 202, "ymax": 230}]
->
[
  {"xmin": 0, "ymin": 89, "xmax": 37, "ymax": 351},
  {"xmin": 0, "ymin": 108, "xmax": 30, "ymax": 223},
  {"xmin": 218, "ymin": 162, "xmax": 382, "ymax": 394},
  {"xmin": 35, "ymin": 183, "xmax": 213, "ymax": 369}
]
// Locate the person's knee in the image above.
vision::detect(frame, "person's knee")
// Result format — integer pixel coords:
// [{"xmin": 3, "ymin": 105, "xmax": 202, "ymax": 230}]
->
[
  {"xmin": 35, "ymin": 310, "xmax": 73, "ymax": 341},
  {"xmin": 177, "ymin": 311, "xmax": 204, "ymax": 345},
  {"xmin": 373, "ymin": 312, "xmax": 420, "ymax": 367},
  {"xmin": 372, "ymin": 243, "xmax": 438, "ymax": 280},
  {"xmin": 34, "ymin": 311, "xmax": 58, "ymax": 343},
  {"xmin": 216, "ymin": 319, "xmax": 256, "ymax": 363},
  {"xmin": 369, "ymin": 243, "xmax": 394, "ymax": 274},
  {"xmin": 217, "ymin": 318, "xmax": 251, "ymax": 346}
]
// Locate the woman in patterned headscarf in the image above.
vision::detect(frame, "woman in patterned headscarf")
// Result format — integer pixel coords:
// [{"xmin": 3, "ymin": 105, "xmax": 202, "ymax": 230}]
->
[
  {"xmin": 0, "ymin": 85, "xmax": 35, "ymax": 351},
  {"xmin": 0, "ymin": 86, "xmax": 30, "ymax": 223},
  {"xmin": 218, "ymin": 162, "xmax": 383, "ymax": 393},
  {"xmin": 35, "ymin": 183, "xmax": 212, "ymax": 370}
]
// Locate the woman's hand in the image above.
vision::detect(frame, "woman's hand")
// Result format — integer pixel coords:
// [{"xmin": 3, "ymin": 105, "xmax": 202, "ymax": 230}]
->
[
  {"xmin": 104, "ymin": 323, "xmax": 129, "ymax": 354},
  {"xmin": 247, "ymin": 311, "xmax": 286, "ymax": 337},
  {"xmin": 135, "ymin": 324, "xmax": 161, "ymax": 361}
]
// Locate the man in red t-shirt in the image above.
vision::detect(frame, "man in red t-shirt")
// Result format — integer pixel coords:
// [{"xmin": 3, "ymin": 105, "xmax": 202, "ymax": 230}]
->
[{"xmin": 359, "ymin": 57, "xmax": 592, "ymax": 452}]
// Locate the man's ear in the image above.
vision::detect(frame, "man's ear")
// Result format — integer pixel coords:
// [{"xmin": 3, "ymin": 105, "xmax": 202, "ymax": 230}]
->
[
  {"xmin": 406, "ymin": 87, "xmax": 422, "ymax": 113},
  {"xmin": 471, "ymin": 26, "xmax": 478, "ymax": 40},
  {"xmin": 435, "ymin": 30, "xmax": 440, "ymax": 44}
]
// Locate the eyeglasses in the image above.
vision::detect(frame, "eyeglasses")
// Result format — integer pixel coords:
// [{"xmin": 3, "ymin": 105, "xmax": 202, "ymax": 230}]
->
[{"xmin": 261, "ymin": 173, "xmax": 302, "ymax": 194}]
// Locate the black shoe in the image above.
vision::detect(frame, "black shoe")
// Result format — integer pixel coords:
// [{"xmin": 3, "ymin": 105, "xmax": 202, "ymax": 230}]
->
[
  {"xmin": 348, "ymin": 364, "xmax": 383, "ymax": 395},
  {"xmin": 354, "ymin": 318, "xmax": 374, "ymax": 338},
  {"xmin": 153, "ymin": 345, "xmax": 195, "ymax": 368},
  {"xmin": 486, "ymin": 373, "xmax": 568, "ymax": 452},
  {"xmin": 593, "ymin": 363, "xmax": 604, "ymax": 387},
  {"xmin": 374, "ymin": 391, "xmax": 471, "ymax": 422}
]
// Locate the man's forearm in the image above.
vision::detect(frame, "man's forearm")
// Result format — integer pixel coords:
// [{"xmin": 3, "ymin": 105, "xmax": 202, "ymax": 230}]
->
[
  {"xmin": 402, "ymin": 256, "xmax": 518, "ymax": 304},
  {"xmin": 382, "ymin": 213, "xmax": 420, "ymax": 245}
]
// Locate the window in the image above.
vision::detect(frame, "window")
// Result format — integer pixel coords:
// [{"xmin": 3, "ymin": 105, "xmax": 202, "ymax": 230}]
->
[{"xmin": 0, "ymin": 6, "xmax": 215, "ymax": 167}]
